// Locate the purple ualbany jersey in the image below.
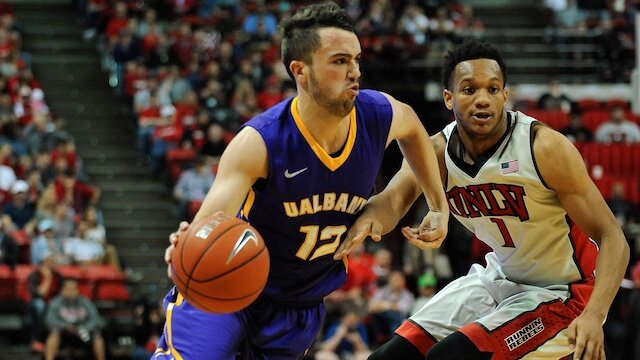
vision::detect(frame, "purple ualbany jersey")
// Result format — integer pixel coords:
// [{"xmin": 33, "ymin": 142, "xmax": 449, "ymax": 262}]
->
[{"xmin": 240, "ymin": 89, "xmax": 393, "ymax": 304}]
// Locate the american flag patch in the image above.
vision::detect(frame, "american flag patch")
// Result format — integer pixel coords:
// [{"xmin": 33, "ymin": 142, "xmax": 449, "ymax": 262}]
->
[{"xmin": 501, "ymin": 160, "xmax": 519, "ymax": 174}]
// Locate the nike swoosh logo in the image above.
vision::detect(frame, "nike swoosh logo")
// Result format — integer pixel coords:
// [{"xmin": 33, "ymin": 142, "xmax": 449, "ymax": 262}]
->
[
  {"xmin": 284, "ymin": 167, "xmax": 308, "ymax": 179},
  {"xmin": 226, "ymin": 229, "xmax": 259, "ymax": 264}
]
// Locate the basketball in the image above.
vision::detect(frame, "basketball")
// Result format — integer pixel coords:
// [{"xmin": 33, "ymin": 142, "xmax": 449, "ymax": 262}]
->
[{"xmin": 170, "ymin": 213, "xmax": 270, "ymax": 313}]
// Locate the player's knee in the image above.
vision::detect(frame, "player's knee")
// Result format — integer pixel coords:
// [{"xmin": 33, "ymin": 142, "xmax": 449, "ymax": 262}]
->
[
  {"xmin": 425, "ymin": 332, "xmax": 492, "ymax": 360},
  {"xmin": 369, "ymin": 335, "xmax": 423, "ymax": 360}
]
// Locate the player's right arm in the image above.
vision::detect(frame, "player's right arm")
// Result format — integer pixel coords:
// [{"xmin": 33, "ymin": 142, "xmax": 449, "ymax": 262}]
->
[
  {"xmin": 165, "ymin": 127, "xmax": 268, "ymax": 277},
  {"xmin": 335, "ymin": 133, "xmax": 447, "ymax": 259}
]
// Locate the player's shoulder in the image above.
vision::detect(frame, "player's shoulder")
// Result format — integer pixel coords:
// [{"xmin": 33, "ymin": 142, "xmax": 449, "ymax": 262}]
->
[{"xmin": 244, "ymin": 97, "xmax": 294, "ymax": 132}]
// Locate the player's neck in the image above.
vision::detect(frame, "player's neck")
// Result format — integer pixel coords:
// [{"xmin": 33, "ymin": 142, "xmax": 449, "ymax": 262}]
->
[
  {"xmin": 458, "ymin": 111, "xmax": 509, "ymax": 161},
  {"xmin": 295, "ymin": 96, "xmax": 351, "ymax": 153}
]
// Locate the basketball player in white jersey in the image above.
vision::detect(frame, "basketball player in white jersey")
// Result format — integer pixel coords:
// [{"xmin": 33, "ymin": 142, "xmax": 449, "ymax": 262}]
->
[{"xmin": 334, "ymin": 39, "xmax": 629, "ymax": 359}]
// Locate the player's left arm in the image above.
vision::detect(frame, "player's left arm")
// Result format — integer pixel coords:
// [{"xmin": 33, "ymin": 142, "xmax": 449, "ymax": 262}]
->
[
  {"xmin": 382, "ymin": 93, "xmax": 449, "ymax": 239},
  {"xmin": 533, "ymin": 125, "xmax": 629, "ymax": 360}
]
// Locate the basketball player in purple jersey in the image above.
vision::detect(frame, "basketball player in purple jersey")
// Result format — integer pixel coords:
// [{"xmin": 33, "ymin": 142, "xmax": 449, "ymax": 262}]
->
[
  {"xmin": 336, "ymin": 40, "xmax": 629, "ymax": 359},
  {"xmin": 155, "ymin": 3, "xmax": 449, "ymax": 359}
]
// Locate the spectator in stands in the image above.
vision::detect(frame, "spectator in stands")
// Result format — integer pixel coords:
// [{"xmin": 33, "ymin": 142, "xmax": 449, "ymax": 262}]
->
[
  {"xmin": 398, "ymin": 4, "xmax": 430, "ymax": 48},
  {"xmin": 172, "ymin": 155, "xmax": 214, "ymax": 220},
  {"xmin": 54, "ymin": 168, "xmax": 100, "ymax": 214},
  {"xmin": 44, "ymin": 279, "xmax": 105, "ymax": 360},
  {"xmin": 49, "ymin": 136, "xmax": 77, "ymax": 175},
  {"xmin": 0, "ymin": 216, "xmax": 17, "ymax": 269},
  {"xmin": 560, "ymin": 112, "xmax": 593, "ymax": 142},
  {"xmin": 315, "ymin": 303, "xmax": 372, "ymax": 360},
  {"xmin": 594, "ymin": 105, "xmax": 640, "ymax": 143},
  {"xmin": 607, "ymin": 181, "xmax": 635, "ymax": 228},
  {"xmin": 198, "ymin": 122, "xmax": 227, "ymax": 165},
  {"xmin": 31, "ymin": 218, "xmax": 67, "ymax": 265},
  {"xmin": 2, "ymin": 179, "xmax": 35, "ymax": 231},
  {"xmin": 537, "ymin": 80, "xmax": 573, "ymax": 113},
  {"xmin": 452, "ymin": 4, "xmax": 485, "ymax": 40},
  {"xmin": 368, "ymin": 271, "xmax": 415, "ymax": 346},
  {"xmin": 411, "ymin": 273, "xmax": 438, "ymax": 315},
  {"xmin": 27, "ymin": 253, "xmax": 63, "ymax": 353},
  {"xmin": 372, "ymin": 247, "xmax": 393, "ymax": 286},
  {"xmin": 63, "ymin": 220, "xmax": 104, "ymax": 266},
  {"xmin": 256, "ymin": 75, "xmax": 283, "ymax": 111},
  {"xmin": 83, "ymin": 205, "xmax": 122, "ymax": 271},
  {"xmin": 24, "ymin": 112, "xmax": 58, "ymax": 155},
  {"xmin": 242, "ymin": 2, "xmax": 277, "ymax": 37},
  {"xmin": 133, "ymin": 299, "xmax": 165, "ymax": 360}
]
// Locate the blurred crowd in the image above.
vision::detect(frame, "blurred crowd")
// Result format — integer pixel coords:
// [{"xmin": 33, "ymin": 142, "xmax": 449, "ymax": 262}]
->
[{"xmin": 0, "ymin": 0, "xmax": 633, "ymax": 358}]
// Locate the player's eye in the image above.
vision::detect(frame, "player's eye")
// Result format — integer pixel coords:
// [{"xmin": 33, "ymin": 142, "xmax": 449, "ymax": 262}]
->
[
  {"xmin": 462, "ymin": 88, "xmax": 474, "ymax": 95},
  {"xmin": 489, "ymin": 87, "xmax": 500, "ymax": 94}
]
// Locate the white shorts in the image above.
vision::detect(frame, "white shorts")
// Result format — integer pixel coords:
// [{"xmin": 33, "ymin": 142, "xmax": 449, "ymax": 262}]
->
[{"xmin": 397, "ymin": 259, "xmax": 593, "ymax": 359}]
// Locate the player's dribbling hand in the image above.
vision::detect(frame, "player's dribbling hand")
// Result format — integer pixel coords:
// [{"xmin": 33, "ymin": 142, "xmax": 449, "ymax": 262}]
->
[
  {"xmin": 333, "ymin": 212, "xmax": 383, "ymax": 260},
  {"xmin": 566, "ymin": 311, "xmax": 606, "ymax": 360},
  {"xmin": 401, "ymin": 210, "xmax": 448, "ymax": 249},
  {"xmin": 165, "ymin": 221, "xmax": 190, "ymax": 278}
]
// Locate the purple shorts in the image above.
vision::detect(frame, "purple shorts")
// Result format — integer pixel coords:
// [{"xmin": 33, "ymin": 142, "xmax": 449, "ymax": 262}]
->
[{"xmin": 152, "ymin": 287, "xmax": 325, "ymax": 360}]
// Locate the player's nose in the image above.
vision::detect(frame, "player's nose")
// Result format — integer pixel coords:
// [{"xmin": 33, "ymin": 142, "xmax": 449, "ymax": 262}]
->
[{"xmin": 347, "ymin": 60, "xmax": 361, "ymax": 80}]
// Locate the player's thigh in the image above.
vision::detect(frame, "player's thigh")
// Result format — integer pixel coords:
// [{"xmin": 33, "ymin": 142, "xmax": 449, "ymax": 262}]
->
[
  {"xmin": 154, "ymin": 291, "xmax": 244, "ymax": 360},
  {"xmin": 242, "ymin": 298, "xmax": 326, "ymax": 359},
  {"xmin": 460, "ymin": 287, "xmax": 578, "ymax": 359},
  {"xmin": 409, "ymin": 271, "xmax": 496, "ymax": 340}
]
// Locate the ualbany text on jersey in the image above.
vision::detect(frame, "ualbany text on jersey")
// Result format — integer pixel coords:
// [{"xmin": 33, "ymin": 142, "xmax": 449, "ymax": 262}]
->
[{"xmin": 283, "ymin": 193, "xmax": 367, "ymax": 217}]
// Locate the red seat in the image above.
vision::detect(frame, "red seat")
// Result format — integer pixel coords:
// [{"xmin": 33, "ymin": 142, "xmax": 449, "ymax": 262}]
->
[
  {"xmin": 525, "ymin": 110, "xmax": 569, "ymax": 130},
  {"xmin": 577, "ymin": 98, "xmax": 602, "ymax": 112},
  {"xmin": 94, "ymin": 281, "xmax": 130, "ymax": 302},
  {"xmin": 581, "ymin": 111, "xmax": 610, "ymax": 133},
  {"xmin": 15, "ymin": 264, "xmax": 34, "ymax": 302},
  {"xmin": 0, "ymin": 265, "xmax": 17, "ymax": 302},
  {"xmin": 605, "ymin": 99, "xmax": 630, "ymax": 111},
  {"xmin": 165, "ymin": 148, "xmax": 197, "ymax": 184},
  {"xmin": 188, "ymin": 200, "xmax": 203, "ymax": 221}
]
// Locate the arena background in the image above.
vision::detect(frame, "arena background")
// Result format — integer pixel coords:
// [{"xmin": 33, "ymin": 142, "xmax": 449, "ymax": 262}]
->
[{"xmin": 0, "ymin": 0, "xmax": 638, "ymax": 359}]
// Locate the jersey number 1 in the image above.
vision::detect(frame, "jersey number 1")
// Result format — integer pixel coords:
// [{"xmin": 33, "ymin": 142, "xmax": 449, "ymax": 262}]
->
[
  {"xmin": 296, "ymin": 225, "xmax": 348, "ymax": 261},
  {"xmin": 490, "ymin": 218, "xmax": 515, "ymax": 248}
]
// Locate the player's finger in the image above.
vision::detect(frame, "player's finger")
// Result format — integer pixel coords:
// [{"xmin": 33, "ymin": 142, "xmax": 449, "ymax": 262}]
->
[
  {"xmin": 401, "ymin": 226, "xmax": 419, "ymax": 240},
  {"xmin": 164, "ymin": 244, "xmax": 174, "ymax": 265},
  {"xmin": 334, "ymin": 225, "xmax": 369, "ymax": 260},
  {"xmin": 179, "ymin": 220, "xmax": 190, "ymax": 231},
  {"xmin": 370, "ymin": 222, "xmax": 383, "ymax": 242},
  {"xmin": 416, "ymin": 228, "xmax": 446, "ymax": 243},
  {"xmin": 572, "ymin": 337, "xmax": 586, "ymax": 360}
]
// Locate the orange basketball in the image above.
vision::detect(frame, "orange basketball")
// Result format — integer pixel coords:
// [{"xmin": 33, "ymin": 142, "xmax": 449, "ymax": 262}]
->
[{"xmin": 171, "ymin": 213, "xmax": 270, "ymax": 313}]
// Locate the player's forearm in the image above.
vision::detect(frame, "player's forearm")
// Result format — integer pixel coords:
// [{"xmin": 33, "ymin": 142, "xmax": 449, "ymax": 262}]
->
[
  {"xmin": 583, "ymin": 230, "xmax": 629, "ymax": 321},
  {"xmin": 397, "ymin": 133, "xmax": 448, "ymax": 213},
  {"xmin": 366, "ymin": 167, "xmax": 422, "ymax": 234}
]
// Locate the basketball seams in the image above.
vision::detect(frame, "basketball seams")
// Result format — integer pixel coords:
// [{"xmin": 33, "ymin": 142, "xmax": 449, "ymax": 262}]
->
[
  {"xmin": 191, "ymin": 241, "xmax": 268, "ymax": 283},
  {"xmin": 182, "ymin": 220, "xmax": 247, "ymax": 294}
]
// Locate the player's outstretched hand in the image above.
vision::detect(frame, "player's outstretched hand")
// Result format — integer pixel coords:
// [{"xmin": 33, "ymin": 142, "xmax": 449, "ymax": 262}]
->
[
  {"xmin": 401, "ymin": 210, "xmax": 448, "ymax": 249},
  {"xmin": 566, "ymin": 312, "xmax": 606, "ymax": 360},
  {"xmin": 334, "ymin": 212, "xmax": 383, "ymax": 260},
  {"xmin": 165, "ymin": 221, "xmax": 190, "ymax": 278}
]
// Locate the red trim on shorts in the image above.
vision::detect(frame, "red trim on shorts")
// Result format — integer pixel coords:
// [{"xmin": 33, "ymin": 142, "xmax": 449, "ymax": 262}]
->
[
  {"xmin": 460, "ymin": 285, "xmax": 592, "ymax": 360},
  {"xmin": 395, "ymin": 320, "xmax": 437, "ymax": 356}
]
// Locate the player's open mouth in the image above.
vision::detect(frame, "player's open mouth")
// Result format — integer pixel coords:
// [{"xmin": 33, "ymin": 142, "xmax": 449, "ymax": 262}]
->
[
  {"xmin": 472, "ymin": 112, "xmax": 492, "ymax": 121},
  {"xmin": 347, "ymin": 85, "xmax": 359, "ymax": 96}
]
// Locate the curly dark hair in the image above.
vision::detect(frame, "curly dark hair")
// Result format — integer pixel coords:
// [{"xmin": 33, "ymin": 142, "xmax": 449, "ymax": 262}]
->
[
  {"xmin": 280, "ymin": 2, "xmax": 356, "ymax": 80},
  {"xmin": 441, "ymin": 39, "xmax": 507, "ymax": 90}
]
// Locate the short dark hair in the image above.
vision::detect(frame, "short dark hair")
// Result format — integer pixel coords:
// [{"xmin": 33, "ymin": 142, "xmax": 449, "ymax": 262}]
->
[
  {"xmin": 280, "ymin": 2, "xmax": 356, "ymax": 80},
  {"xmin": 441, "ymin": 39, "xmax": 507, "ymax": 89}
]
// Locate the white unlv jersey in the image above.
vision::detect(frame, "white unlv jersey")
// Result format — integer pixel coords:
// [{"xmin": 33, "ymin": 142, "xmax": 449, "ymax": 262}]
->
[{"xmin": 443, "ymin": 111, "xmax": 598, "ymax": 287}]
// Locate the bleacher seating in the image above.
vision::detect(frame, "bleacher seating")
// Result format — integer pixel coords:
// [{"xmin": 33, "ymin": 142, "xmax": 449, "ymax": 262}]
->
[{"xmin": 0, "ymin": 264, "xmax": 129, "ymax": 304}]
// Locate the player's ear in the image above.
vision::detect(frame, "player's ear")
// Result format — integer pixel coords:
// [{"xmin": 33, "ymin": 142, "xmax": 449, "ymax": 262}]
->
[
  {"xmin": 443, "ymin": 89, "xmax": 454, "ymax": 110},
  {"xmin": 503, "ymin": 86, "xmax": 509, "ymax": 102},
  {"xmin": 289, "ymin": 61, "xmax": 305, "ymax": 83}
]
